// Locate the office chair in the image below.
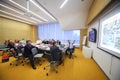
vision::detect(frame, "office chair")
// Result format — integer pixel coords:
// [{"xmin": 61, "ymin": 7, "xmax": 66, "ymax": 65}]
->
[
  {"xmin": 43, "ymin": 52, "xmax": 58, "ymax": 76},
  {"xmin": 67, "ymin": 46, "xmax": 76, "ymax": 59},
  {"xmin": 71, "ymin": 46, "xmax": 76, "ymax": 58},
  {"xmin": 10, "ymin": 48, "xmax": 23, "ymax": 66},
  {"xmin": 21, "ymin": 48, "xmax": 29, "ymax": 66},
  {"xmin": 0, "ymin": 44, "xmax": 9, "ymax": 56},
  {"xmin": 31, "ymin": 48, "xmax": 43, "ymax": 65}
]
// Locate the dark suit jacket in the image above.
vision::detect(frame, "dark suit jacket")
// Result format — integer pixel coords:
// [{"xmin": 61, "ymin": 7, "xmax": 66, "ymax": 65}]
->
[
  {"xmin": 17, "ymin": 44, "xmax": 24, "ymax": 53},
  {"xmin": 8, "ymin": 42, "xmax": 15, "ymax": 49},
  {"xmin": 24, "ymin": 44, "xmax": 35, "ymax": 57},
  {"xmin": 50, "ymin": 45, "xmax": 61, "ymax": 61}
]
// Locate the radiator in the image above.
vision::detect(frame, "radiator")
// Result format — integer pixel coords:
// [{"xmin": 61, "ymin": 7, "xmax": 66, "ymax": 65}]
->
[{"xmin": 82, "ymin": 46, "xmax": 92, "ymax": 58}]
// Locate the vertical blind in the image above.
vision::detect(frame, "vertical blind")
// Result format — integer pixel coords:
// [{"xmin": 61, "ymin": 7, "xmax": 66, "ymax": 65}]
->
[{"xmin": 38, "ymin": 23, "xmax": 80, "ymax": 44}]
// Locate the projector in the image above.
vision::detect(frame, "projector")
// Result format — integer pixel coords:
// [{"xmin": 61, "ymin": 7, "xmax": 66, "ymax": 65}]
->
[{"xmin": 24, "ymin": 12, "xmax": 33, "ymax": 17}]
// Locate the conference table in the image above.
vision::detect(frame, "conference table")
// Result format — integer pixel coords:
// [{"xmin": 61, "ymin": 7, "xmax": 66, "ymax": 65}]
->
[
  {"xmin": 34, "ymin": 44, "xmax": 67, "ymax": 53},
  {"xmin": 34, "ymin": 43, "xmax": 67, "ymax": 65}
]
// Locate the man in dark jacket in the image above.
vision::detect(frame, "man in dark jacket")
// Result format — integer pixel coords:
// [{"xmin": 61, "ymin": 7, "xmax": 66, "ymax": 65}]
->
[
  {"xmin": 50, "ymin": 42, "xmax": 61, "ymax": 61},
  {"xmin": 24, "ymin": 40, "xmax": 36, "ymax": 69},
  {"xmin": 46, "ymin": 41, "xmax": 61, "ymax": 75}
]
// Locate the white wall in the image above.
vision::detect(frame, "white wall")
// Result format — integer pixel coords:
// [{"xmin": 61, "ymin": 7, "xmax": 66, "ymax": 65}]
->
[
  {"xmin": 59, "ymin": 12, "xmax": 87, "ymax": 30},
  {"xmin": 88, "ymin": 21, "xmax": 112, "ymax": 78},
  {"xmin": 88, "ymin": 12, "xmax": 120, "ymax": 80},
  {"xmin": 111, "ymin": 56, "xmax": 120, "ymax": 80}
]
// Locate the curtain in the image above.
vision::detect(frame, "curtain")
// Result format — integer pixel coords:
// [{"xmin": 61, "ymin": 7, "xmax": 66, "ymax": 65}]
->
[{"xmin": 38, "ymin": 23, "xmax": 80, "ymax": 44}]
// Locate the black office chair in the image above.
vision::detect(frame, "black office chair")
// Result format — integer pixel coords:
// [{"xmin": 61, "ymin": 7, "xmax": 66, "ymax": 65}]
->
[
  {"xmin": 67, "ymin": 46, "xmax": 76, "ymax": 59},
  {"xmin": 43, "ymin": 52, "xmax": 58, "ymax": 76},
  {"xmin": 21, "ymin": 48, "xmax": 29, "ymax": 66}
]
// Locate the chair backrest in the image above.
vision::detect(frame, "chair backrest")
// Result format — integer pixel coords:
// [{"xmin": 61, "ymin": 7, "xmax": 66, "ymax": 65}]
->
[
  {"xmin": 21, "ymin": 48, "xmax": 27, "ymax": 57},
  {"xmin": 31, "ymin": 48, "xmax": 38, "ymax": 55},
  {"xmin": 0, "ymin": 44, "xmax": 5, "ymax": 49},
  {"xmin": 60, "ymin": 44, "xmax": 65, "ymax": 48},
  {"xmin": 21, "ymin": 48, "xmax": 24, "ymax": 53}
]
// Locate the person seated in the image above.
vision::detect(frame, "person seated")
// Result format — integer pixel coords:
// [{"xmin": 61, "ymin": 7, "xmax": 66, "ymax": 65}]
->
[
  {"xmin": 65, "ymin": 40, "xmax": 75, "ymax": 59},
  {"xmin": 17, "ymin": 41, "xmax": 24, "ymax": 53},
  {"xmin": 14, "ymin": 40, "xmax": 17, "ymax": 45},
  {"xmin": 56, "ymin": 40, "xmax": 61, "ymax": 45},
  {"xmin": 36, "ymin": 40, "xmax": 42, "ymax": 45},
  {"xmin": 4, "ymin": 40, "xmax": 8, "ymax": 48},
  {"xmin": 8, "ymin": 40, "xmax": 18, "ymax": 56},
  {"xmin": 51, "ymin": 39, "xmax": 55, "ymax": 44},
  {"xmin": 42, "ymin": 39, "xmax": 48, "ymax": 44},
  {"xmin": 8, "ymin": 40, "xmax": 14, "ymax": 48},
  {"xmin": 48, "ymin": 39, "xmax": 52, "ymax": 44},
  {"xmin": 24, "ymin": 40, "xmax": 36, "ymax": 69},
  {"xmin": 20, "ymin": 38, "xmax": 26, "ymax": 45},
  {"xmin": 8, "ymin": 40, "xmax": 18, "ymax": 51},
  {"xmin": 50, "ymin": 41, "xmax": 62, "ymax": 65}
]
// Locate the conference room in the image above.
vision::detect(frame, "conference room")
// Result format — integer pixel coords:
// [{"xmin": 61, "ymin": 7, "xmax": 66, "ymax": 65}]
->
[{"xmin": 0, "ymin": 0, "xmax": 120, "ymax": 80}]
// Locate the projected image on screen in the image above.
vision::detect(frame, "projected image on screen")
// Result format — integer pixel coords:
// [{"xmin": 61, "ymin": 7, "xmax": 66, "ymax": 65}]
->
[
  {"xmin": 89, "ymin": 29, "xmax": 96, "ymax": 42},
  {"xmin": 99, "ymin": 12, "xmax": 120, "ymax": 55}
]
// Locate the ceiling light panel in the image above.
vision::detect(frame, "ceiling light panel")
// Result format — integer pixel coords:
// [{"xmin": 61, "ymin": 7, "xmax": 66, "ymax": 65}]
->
[
  {"xmin": 0, "ymin": 4, "xmax": 24, "ymax": 15},
  {"xmin": 30, "ymin": 0, "xmax": 57, "ymax": 21},
  {"xmin": 9, "ymin": 0, "xmax": 48, "ymax": 22},
  {"xmin": 0, "ymin": 10, "xmax": 37, "ymax": 24},
  {"xmin": 0, "ymin": 3, "xmax": 42, "ymax": 23},
  {"xmin": 29, "ymin": 2, "xmax": 55, "ymax": 22},
  {"xmin": 0, "ymin": 14, "xmax": 32, "ymax": 24},
  {"xmin": 60, "ymin": 0, "xmax": 68, "ymax": 9},
  {"xmin": 1, "ymin": 0, "xmax": 57, "ymax": 23}
]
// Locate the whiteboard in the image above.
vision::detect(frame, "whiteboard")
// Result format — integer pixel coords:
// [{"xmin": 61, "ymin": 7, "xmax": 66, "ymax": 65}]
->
[{"xmin": 82, "ymin": 35, "xmax": 87, "ymax": 46}]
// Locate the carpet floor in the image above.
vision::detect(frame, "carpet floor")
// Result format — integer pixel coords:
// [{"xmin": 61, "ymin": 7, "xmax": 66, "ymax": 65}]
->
[{"xmin": 0, "ymin": 48, "xmax": 108, "ymax": 80}]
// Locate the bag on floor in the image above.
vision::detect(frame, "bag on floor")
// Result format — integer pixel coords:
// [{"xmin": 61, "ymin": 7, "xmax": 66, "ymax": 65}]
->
[{"xmin": 2, "ymin": 55, "xmax": 9, "ymax": 63}]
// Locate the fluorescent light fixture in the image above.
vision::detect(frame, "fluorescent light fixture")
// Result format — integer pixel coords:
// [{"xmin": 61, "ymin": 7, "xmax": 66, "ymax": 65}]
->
[
  {"xmin": 0, "ymin": 4, "xmax": 42, "ymax": 23},
  {"xmin": 9, "ymin": 0, "xmax": 48, "ymax": 22},
  {"xmin": 60, "ymin": 0, "xmax": 68, "ymax": 9},
  {"xmin": 30, "ymin": 11, "xmax": 47, "ymax": 21},
  {"xmin": 31, "ymin": 17, "xmax": 42, "ymax": 22},
  {"xmin": 9, "ymin": 0, "xmax": 26, "ymax": 10},
  {"xmin": 30, "ymin": 0, "xmax": 56, "ymax": 21},
  {"xmin": 0, "ymin": 14, "xmax": 32, "ymax": 24},
  {"xmin": 0, "ymin": 10, "xmax": 37, "ymax": 24},
  {"xmin": 0, "ymin": 4, "xmax": 24, "ymax": 15}
]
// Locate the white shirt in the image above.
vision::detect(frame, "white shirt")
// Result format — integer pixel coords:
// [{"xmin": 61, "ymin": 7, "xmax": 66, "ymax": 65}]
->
[{"xmin": 69, "ymin": 43, "xmax": 74, "ymax": 49}]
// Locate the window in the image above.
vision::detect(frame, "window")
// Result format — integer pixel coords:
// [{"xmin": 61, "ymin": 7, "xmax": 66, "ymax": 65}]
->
[{"xmin": 38, "ymin": 23, "xmax": 80, "ymax": 44}]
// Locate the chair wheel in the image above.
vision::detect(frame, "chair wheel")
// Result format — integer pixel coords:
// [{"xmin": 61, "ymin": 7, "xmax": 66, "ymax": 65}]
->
[
  {"xmin": 10, "ymin": 63, "xmax": 12, "ymax": 65},
  {"xmin": 56, "ymin": 71, "xmax": 58, "ymax": 73},
  {"xmin": 40, "ymin": 64, "xmax": 42, "ymax": 66},
  {"xmin": 44, "ymin": 67, "xmax": 45, "ymax": 70},
  {"xmin": 22, "ymin": 64, "xmax": 24, "ymax": 66},
  {"xmin": 16, "ymin": 64, "xmax": 18, "ymax": 66},
  {"xmin": 46, "ymin": 73, "xmax": 48, "ymax": 76}
]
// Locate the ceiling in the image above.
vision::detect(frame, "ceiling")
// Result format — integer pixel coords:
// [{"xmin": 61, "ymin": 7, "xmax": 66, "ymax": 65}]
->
[{"xmin": 0, "ymin": 0, "xmax": 93, "ymax": 30}]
